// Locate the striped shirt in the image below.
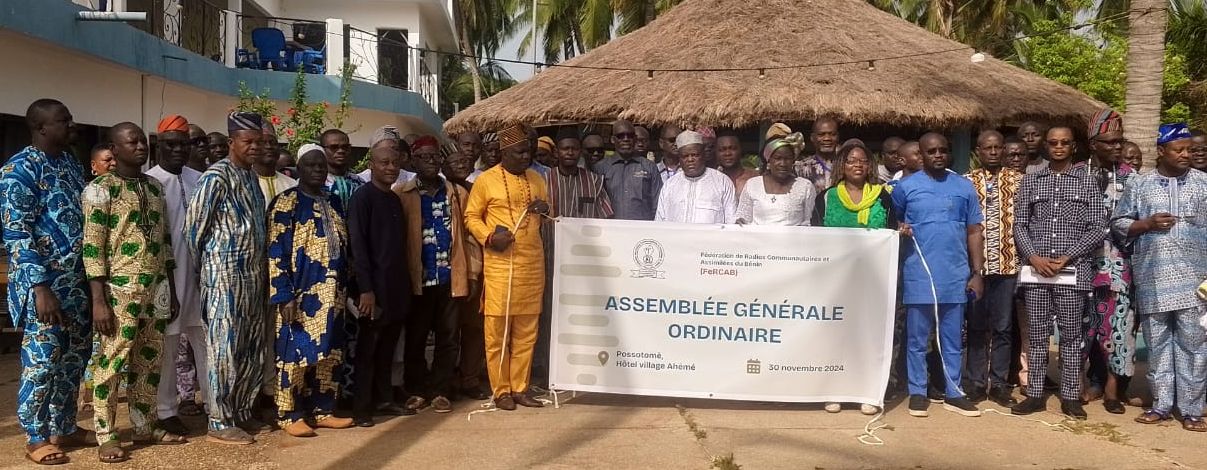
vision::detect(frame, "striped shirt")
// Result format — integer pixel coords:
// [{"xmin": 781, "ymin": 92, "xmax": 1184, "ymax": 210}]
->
[
  {"xmin": 185, "ymin": 159, "xmax": 267, "ymax": 280},
  {"xmin": 548, "ymin": 166, "xmax": 614, "ymax": 219}
]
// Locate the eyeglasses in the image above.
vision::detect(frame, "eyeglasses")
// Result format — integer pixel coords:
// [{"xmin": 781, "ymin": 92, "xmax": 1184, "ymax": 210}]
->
[
  {"xmin": 844, "ymin": 159, "xmax": 870, "ymax": 167},
  {"xmin": 324, "ymin": 144, "xmax": 352, "ymax": 151},
  {"xmin": 1092, "ymin": 138, "xmax": 1125, "ymax": 147},
  {"xmin": 614, "ymin": 132, "xmax": 636, "ymax": 140},
  {"xmin": 1046, "ymin": 139, "xmax": 1073, "ymax": 147},
  {"xmin": 413, "ymin": 152, "xmax": 444, "ymax": 162},
  {"xmin": 585, "ymin": 147, "xmax": 606, "ymax": 154}
]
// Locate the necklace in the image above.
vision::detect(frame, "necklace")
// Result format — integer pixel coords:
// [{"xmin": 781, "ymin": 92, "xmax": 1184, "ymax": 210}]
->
[{"xmin": 500, "ymin": 170, "xmax": 533, "ymax": 230}]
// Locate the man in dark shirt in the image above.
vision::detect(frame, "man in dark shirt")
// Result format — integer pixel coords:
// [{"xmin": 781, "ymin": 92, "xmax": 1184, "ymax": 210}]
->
[
  {"xmin": 594, "ymin": 119, "xmax": 662, "ymax": 220},
  {"xmin": 347, "ymin": 144, "xmax": 414, "ymax": 426}
]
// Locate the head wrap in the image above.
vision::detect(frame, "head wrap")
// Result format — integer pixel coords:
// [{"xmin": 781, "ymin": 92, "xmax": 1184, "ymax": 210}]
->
[
  {"xmin": 227, "ymin": 111, "xmax": 263, "ymax": 132},
  {"xmin": 694, "ymin": 126, "xmax": 716, "ymax": 140},
  {"xmin": 1088, "ymin": 108, "xmax": 1123, "ymax": 139},
  {"xmin": 1158, "ymin": 123, "xmax": 1192, "ymax": 145},
  {"xmin": 537, "ymin": 136, "xmax": 555, "ymax": 153},
  {"xmin": 497, "ymin": 124, "xmax": 529, "ymax": 151},
  {"xmin": 675, "ymin": 130, "xmax": 704, "ymax": 149},
  {"xmin": 765, "ymin": 122, "xmax": 792, "ymax": 141},
  {"xmin": 481, "ymin": 132, "xmax": 499, "ymax": 144},
  {"xmin": 762, "ymin": 132, "xmax": 805, "ymax": 162},
  {"xmin": 157, "ymin": 114, "xmax": 189, "ymax": 134},
  {"xmin": 411, "ymin": 135, "xmax": 440, "ymax": 153},
  {"xmin": 296, "ymin": 143, "xmax": 324, "ymax": 159},
  {"xmin": 370, "ymin": 125, "xmax": 401, "ymax": 149}
]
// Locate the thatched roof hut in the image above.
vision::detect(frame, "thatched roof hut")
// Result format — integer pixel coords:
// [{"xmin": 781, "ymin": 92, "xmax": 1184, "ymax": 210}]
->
[{"xmin": 444, "ymin": 0, "xmax": 1105, "ymax": 134}]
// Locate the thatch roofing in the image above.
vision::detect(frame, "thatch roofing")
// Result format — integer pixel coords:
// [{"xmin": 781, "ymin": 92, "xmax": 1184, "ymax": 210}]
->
[{"xmin": 444, "ymin": 0, "xmax": 1106, "ymax": 133}]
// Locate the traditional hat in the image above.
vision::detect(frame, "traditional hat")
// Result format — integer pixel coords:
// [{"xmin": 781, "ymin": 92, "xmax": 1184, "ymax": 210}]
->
[
  {"xmin": 1158, "ymin": 123, "xmax": 1192, "ymax": 145},
  {"xmin": 765, "ymin": 122, "xmax": 792, "ymax": 141},
  {"xmin": 481, "ymin": 132, "xmax": 499, "ymax": 144},
  {"xmin": 675, "ymin": 130, "xmax": 704, "ymax": 148},
  {"xmin": 1088, "ymin": 108, "xmax": 1123, "ymax": 139},
  {"xmin": 157, "ymin": 114, "xmax": 189, "ymax": 134},
  {"xmin": 370, "ymin": 125, "xmax": 401, "ymax": 149},
  {"xmin": 537, "ymin": 136, "xmax": 555, "ymax": 153},
  {"xmin": 296, "ymin": 143, "xmax": 324, "ymax": 159},
  {"xmin": 227, "ymin": 111, "xmax": 262, "ymax": 132},
  {"xmin": 411, "ymin": 135, "xmax": 440, "ymax": 153},
  {"xmin": 497, "ymin": 124, "xmax": 530, "ymax": 150}
]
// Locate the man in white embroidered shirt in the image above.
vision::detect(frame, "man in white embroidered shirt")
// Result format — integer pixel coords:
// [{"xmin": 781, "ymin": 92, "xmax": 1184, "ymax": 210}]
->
[{"xmin": 656, "ymin": 130, "xmax": 737, "ymax": 224}]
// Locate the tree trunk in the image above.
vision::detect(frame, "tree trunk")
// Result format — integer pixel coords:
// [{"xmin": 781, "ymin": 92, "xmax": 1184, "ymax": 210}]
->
[
  {"xmin": 455, "ymin": 8, "xmax": 484, "ymax": 103},
  {"xmin": 571, "ymin": 21, "xmax": 586, "ymax": 55},
  {"xmin": 1124, "ymin": 0, "xmax": 1167, "ymax": 170}
]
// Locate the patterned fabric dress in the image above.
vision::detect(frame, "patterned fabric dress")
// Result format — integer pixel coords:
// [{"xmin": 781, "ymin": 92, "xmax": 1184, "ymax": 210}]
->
[
  {"xmin": 0, "ymin": 146, "xmax": 90, "ymax": 445},
  {"xmin": 1085, "ymin": 163, "xmax": 1137, "ymax": 377},
  {"xmin": 966, "ymin": 168, "xmax": 1021, "ymax": 276},
  {"xmin": 184, "ymin": 159, "xmax": 267, "ymax": 431},
  {"xmin": 81, "ymin": 173, "xmax": 173, "ymax": 443},
  {"xmin": 267, "ymin": 188, "xmax": 348, "ymax": 425}
]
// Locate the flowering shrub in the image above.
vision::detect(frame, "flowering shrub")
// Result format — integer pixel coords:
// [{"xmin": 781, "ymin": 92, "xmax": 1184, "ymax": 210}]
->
[{"xmin": 236, "ymin": 63, "xmax": 357, "ymax": 156}]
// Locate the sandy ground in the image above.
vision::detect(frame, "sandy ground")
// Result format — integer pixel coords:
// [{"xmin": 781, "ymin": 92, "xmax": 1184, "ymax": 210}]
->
[{"xmin": 0, "ymin": 351, "xmax": 1204, "ymax": 470}]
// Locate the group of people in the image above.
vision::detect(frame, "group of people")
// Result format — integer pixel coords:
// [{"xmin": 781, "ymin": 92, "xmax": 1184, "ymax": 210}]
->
[{"xmin": 3, "ymin": 97, "xmax": 1206, "ymax": 465}]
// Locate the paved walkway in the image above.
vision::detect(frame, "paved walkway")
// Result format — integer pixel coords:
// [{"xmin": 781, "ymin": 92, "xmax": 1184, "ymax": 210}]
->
[{"xmin": 0, "ymin": 352, "xmax": 1203, "ymax": 469}]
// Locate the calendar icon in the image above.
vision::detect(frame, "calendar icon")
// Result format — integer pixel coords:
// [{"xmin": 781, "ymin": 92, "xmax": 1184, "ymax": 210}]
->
[{"xmin": 746, "ymin": 359, "xmax": 761, "ymax": 374}]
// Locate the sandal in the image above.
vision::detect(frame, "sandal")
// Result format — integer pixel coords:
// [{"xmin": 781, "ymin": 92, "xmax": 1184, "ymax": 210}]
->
[
  {"xmin": 51, "ymin": 429, "xmax": 96, "ymax": 449},
  {"xmin": 1183, "ymin": 416, "xmax": 1207, "ymax": 432},
  {"xmin": 97, "ymin": 441, "xmax": 128, "ymax": 464},
  {"xmin": 133, "ymin": 428, "xmax": 188, "ymax": 445},
  {"xmin": 1134, "ymin": 409, "xmax": 1171, "ymax": 424},
  {"xmin": 25, "ymin": 443, "xmax": 69, "ymax": 466}
]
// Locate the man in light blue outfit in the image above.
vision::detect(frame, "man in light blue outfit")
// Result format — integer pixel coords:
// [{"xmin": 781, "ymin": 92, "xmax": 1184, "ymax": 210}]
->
[
  {"xmin": 1112, "ymin": 123, "xmax": 1207, "ymax": 431},
  {"xmin": 0, "ymin": 99, "xmax": 90, "ymax": 464},
  {"xmin": 892, "ymin": 132, "xmax": 985, "ymax": 419}
]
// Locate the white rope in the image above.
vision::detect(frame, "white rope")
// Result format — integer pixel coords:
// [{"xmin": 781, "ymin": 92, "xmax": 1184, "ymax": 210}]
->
[{"xmin": 856, "ymin": 408, "xmax": 888, "ymax": 446}]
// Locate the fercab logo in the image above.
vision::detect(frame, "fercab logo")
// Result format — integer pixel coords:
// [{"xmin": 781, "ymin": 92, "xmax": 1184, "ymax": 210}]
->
[{"xmin": 630, "ymin": 239, "xmax": 666, "ymax": 279}]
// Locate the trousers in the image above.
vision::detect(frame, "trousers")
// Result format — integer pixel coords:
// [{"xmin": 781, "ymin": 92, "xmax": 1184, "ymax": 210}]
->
[
  {"xmin": 1142, "ymin": 307, "xmax": 1207, "ymax": 417},
  {"xmin": 353, "ymin": 316, "xmax": 404, "ymax": 415},
  {"xmin": 905, "ymin": 303, "xmax": 964, "ymax": 398},
  {"xmin": 458, "ymin": 279, "xmax": 487, "ymax": 390},
  {"xmin": 157, "ymin": 327, "xmax": 210, "ymax": 419},
  {"xmin": 88, "ymin": 284, "xmax": 165, "ymax": 444},
  {"xmin": 484, "ymin": 315, "xmax": 539, "ymax": 398},
  {"xmin": 16, "ymin": 273, "xmax": 91, "ymax": 445},
  {"xmin": 964, "ymin": 275, "xmax": 1016, "ymax": 389},
  {"xmin": 1023, "ymin": 286, "xmax": 1086, "ymax": 401},
  {"xmin": 404, "ymin": 284, "xmax": 459, "ymax": 398},
  {"xmin": 201, "ymin": 272, "xmax": 266, "ymax": 431}
]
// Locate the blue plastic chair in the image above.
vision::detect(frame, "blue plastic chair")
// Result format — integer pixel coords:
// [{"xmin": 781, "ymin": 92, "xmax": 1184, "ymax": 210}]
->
[
  {"xmin": 235, "ymin": 48, "xmax": 257, "ymax": 69},
  {"xmin": 293, "ymin": 43, "xmax": 326, "ymax": 74},
  {"xmin": 251, "ymin": 27, "xmax": 290, "ymax": 71}
]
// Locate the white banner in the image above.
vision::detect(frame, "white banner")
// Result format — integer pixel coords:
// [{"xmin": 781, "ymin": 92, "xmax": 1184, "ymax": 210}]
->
[{"xmin": 551, "ymin": 219, "xmax": 900, "ymax": 405}]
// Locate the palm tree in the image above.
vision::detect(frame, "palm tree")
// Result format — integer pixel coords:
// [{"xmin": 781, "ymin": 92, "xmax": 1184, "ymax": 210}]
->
[
  {"xmin": 579, "ymin": 0, "xmax": 683, "ymax": 50},
  {"xmin": 868, "ymin": 0, "xmax": 1075, "ymax": 61},
  {"xmin": 1124, "ymin": 0, "xmax": 1167, "ymax": 168},
  {"xmin": 515, "ymin": 0, "xmax": 587, "ymax": 64},
  {"xmin": 455, "ymin": 0, "xmax": 520, "ymax": 103}
]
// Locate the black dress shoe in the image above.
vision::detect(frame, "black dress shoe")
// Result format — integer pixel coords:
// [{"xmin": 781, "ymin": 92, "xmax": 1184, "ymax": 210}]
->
[
  {"xmin": 512, "ymin": 392, "xmax": 544, "ymax": 408},
  {"xmin": 353, "ymin": 415, "xmax": 374, "ymax": 427},
  {"xmin": 989, "ymin": 386, "xmax": 1018, "ymax": 408},
  {"xmin": 964, "ymin": 388, "xmax": 988, "ymax": 403},
  {"xmin": 376, "ymin": 403, "xmax": 417, "ymax": 416},
  {"xmin": 494, "ymin": 395, "xmax": 516, "ymax": 411},
  {"xmin": 1061, "ymin": 399, "xmax": 1088, "ymax": 420},
  {"xmin": 1104, "ymin": 399, "xmax": 1126, "ymax": 414},
  {"xmin": 1012, "ymin": 396, "xmax": 1046, "ymax": 415},
  {"xmin": 157, "ymin": 416, "xmax": 190, "ymax": 437}
]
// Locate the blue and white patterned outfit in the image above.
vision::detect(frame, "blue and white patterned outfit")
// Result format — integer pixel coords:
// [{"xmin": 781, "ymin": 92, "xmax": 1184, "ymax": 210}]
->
[
  {"xmin": 421, "ymin": 186, "xmax": 453, "ymax": 286},
  {"xmin": 324, "ymin": 172, "xmax": 362, "ymax": 395},
  {"xmin": 1110, "ymin": 169, "xmax": 1207, "ymax": 417},
  {"xmin": 184, "ymin": 159, "xmax": 267, "ymax": 431},
  {"xmin": 0, "ymin": 146, "xmax": 89, "ymax": 445}
]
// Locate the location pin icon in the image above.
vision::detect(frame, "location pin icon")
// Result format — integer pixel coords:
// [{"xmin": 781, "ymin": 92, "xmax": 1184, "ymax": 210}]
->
[{"xmin": 598, "ymin": 351, "xmax": 609, "ymax": 366}]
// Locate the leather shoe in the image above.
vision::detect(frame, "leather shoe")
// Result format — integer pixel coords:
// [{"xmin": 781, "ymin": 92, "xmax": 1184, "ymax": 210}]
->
[
  {"xmin": 1012, "ymin": 396, "xmax": 1046, "ymax": 415},
  {"xmin": 313, "ymin": 416, "xmax": 354, "ymax": 429},
  {"xmin": 988, "ymin": 386, "xmax": 1018, "ymax": 408},
  {"xmin": 282, "ymin": 420, "xmax": 316, "ymax": 438},
  {"xmin": 156, "ymin": 416, "xmax": 190, "ymax": 437},
  {"xmin": 512, "ymin": 392, "xmax": 545, "ymax": 408},
  {"xmin": 494, "ymin": 395, "xmax": 516, "ymax": 411},
  {"xmin": 1061, "ymin": 399, "xmax": 1088, "ymax": 420}
]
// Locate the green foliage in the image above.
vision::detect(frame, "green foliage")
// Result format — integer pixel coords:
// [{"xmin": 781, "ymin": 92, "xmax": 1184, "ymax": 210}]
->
[
  {"xmin": 441, "ymin": 55, "xmax": 517, "ymax": 118},
  {"xmin": 236, "ymin": 82, "xmax": 277, "ymax": 120},
  {"xmin": 237, "ymin": 66, "xmax": 357, "ymax": 156},
  {"xmin": 1015, "ymin": 18, "xmax": 1127, "ymax": 109}
]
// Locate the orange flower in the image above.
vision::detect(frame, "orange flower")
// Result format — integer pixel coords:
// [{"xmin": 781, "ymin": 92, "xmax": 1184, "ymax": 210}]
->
[
  {"xmin": 270, "ymin": 115, "xmax": 282, "ymax": 125},
  {"xmin": 285, "ymin": 128, "xmax": 296, "ymax": 137}
]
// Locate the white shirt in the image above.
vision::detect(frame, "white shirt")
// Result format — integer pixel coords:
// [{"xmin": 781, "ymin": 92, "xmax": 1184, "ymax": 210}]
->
[
  {"xmin": 257, "ymin": 172, "xmax": 297, "ymax": 208},
  {"xmin": 657, "ymin": 161, "xmax": 681, "ymax": 183},
  {"xmin": 467, "ymin": 169, "xmax": 484, "ymax": 183},
  {"xmin": 656, "ymin": 168, "xmax": 736, "ymax": 224},
  {"xmin": 145, "ymin": 165, "xmax": 204, "ymax": 334},
  {"xmin": 736, "ymin": 176, "xmax": 816, "ymax": 226},
  {"xmin": 357, "ymin": 168, "xmax": 416, "ymax": 186}
]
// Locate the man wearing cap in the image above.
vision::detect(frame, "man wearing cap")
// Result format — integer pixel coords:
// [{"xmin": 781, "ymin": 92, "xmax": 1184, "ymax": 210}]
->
[
  {"xmin": 535, "ymin": 136, "xmax": 557, "ymax": 169},
  {"xmin": 83, "ymin": 122, "xmax": 186, "ymax": 461},
  {"xmin": 2, "ymin": 99, "xmax": 90, "ymax": 465},
  {"xmin": 464, "ymin": 123, "xmax": 550, "ymax": 411},
  {"xmin": 656, "ymin": 130, "xmax": 737, "ymax": 224},
  {"xmin": 475, "ymin": 132, "xmax": 501, "ymax": 182},
  {"xmin": 1112, "ymin": 123, "xmax": 1207, "ymax": 431},
  {"xmin": 395, "ymin": 135, "xmax": 471, "ymax": 414},
  {"xmin": 595, "ymin": 119, "xmax": 662, "ymax": 220},
  {"xmin": 146, "ymin": 115, "xmax": 209, "ymax": 438},
  {"xmin": 184, "ymin": 111, "xmax": 269, "ymax": 444},
  {"xmin": 357, "ymin": 125, "xmax": 416, "ymax": 186},
  {"xmin": 266, "ymin": 145, "xmax": 355, "ymax": 437},
  {"xmin": 1082, "ymin": 108, "xmax": 1139, "ymax": 413}
]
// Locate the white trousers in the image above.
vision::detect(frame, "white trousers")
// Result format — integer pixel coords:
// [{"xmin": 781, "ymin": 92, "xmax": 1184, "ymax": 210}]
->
[{"xmin": 156, "ymin": 326, "xmax": 212, "ymax": 419}]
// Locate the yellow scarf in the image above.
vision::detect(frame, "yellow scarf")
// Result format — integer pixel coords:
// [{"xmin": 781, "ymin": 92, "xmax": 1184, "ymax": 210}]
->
[{"xmin": 836, "ymin": 181, "xmax": 882, "ymax": 226}]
